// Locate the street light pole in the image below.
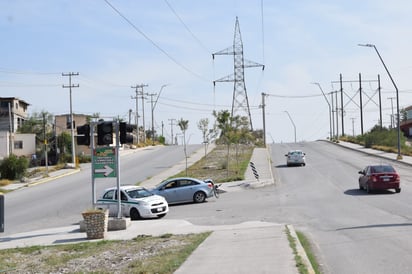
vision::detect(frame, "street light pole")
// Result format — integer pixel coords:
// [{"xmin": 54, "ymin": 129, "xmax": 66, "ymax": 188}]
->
[
  {"xmin": 358, "ymin": 43, "xmax": 402, "ymax": 159},
  {"xmin": 312, "ymin": 82, "xmax": 332, "ymax": 141},
  {"xmin": 284, "ymin": 111, "xmax": 296, "ymax": 143}
]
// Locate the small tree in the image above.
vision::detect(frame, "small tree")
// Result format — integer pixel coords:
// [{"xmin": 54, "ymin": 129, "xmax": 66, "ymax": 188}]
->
[
  {"xmin": 197, "ymin": 118, "xmax": 218, "ymax": 158},
  {"xmin": 178, "ymin": 118, "xmax": 189, "ymax": 176}
]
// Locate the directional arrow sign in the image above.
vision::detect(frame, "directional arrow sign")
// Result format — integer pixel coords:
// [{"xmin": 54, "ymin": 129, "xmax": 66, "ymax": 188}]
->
[
  {"xmin": 93, "ymin": 147, "xmax": 117, "ymax": 178},
  {"xmin": 94, "ymin": 165, "xmax": 114, "ymax": 177}
]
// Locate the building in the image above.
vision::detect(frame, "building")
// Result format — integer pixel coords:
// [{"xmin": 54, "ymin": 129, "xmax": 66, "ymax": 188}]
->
[
  {"xmin": 54, "ymin": 113, "xmax": 89, "ymax": 136},
  {"xmin": 0, "ymin": 97, "xmax": 35, "ymax": 160},
  {"xmin": 400, "ymin": 105, "xmax": 412, "ymax": 137},
  {"xmin": 0, "ymin": 97, "xmax": 30, "ymax": 132},
  {"xmin": 0, "ymin": 132, "xmax": 36, "ymax": 160},
  {"xmin": 55, "ymin": 113, "xmax": 91, "ymax": 156}
]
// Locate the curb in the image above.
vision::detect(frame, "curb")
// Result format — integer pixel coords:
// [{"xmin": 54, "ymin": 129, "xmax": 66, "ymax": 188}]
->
[
  {"xmin": 27, "ymin": 169, "xmax": 81, "ymax": 187},
  {"xmin": 326, "ymin": 140, "xmax": 412, "ymax": 168},
  {"xmin": 286, "ymin": 224, "xmax": 316, "ymax": 274}
]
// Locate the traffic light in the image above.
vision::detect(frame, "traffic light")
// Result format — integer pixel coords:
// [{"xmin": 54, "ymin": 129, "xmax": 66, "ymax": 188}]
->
[
  {"xmin": 120, "ymin": 122, "xmax": 134, "ymax": 144},
  {"xmin": 76, "ymin": 124, "xmax": 90, "ymax": 146},
  {"xmin": 67, "ymin": 120, "xmax": 75, "ymax": 129},
  {"xmin": 97, "ymin": 121, "xmax": 113, "ymax": 145}
]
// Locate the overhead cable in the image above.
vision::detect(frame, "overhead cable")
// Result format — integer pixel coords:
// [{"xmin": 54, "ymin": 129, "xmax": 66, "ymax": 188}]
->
[{"xmin": 104, "ymin": 0, "xmax": 208, "ymax": 82}]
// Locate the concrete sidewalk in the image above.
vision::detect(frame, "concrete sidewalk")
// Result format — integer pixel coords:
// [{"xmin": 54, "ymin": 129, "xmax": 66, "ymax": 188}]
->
[
  {"xmin": 0, "ymin": 145, "xmax": 308, "ymax": 274},
  {"xmin": 332, "ymin": 140, "xmax": 412, "ymax": 166}
]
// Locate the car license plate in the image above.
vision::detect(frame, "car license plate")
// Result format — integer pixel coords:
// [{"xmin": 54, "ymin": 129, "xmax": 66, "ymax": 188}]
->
[
  {"xmin": 383, "ymin": 178, "xmax": 390, "ymax": 182},
  {"xmin": 157, "ymin": 207, "xmax": 163, "ymax": 212}
]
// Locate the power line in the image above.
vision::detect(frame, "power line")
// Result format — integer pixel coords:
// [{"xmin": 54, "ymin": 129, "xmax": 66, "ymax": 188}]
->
[
  {"xmin": 266, "ymin": 93, "xmax": 323, "ymax": 99},
  {"xmin": 164, "ymin": 0, "xmax": 210, "ymax": 54},
  {"xmin": 103, "ymin": 0, "xmax": 208, "ymax": 82},
  {"xmin": 160, "ymin": 96, "xmax": 230, "ymax": 108},
  {"xmin": 0, "ymin": 68, "xmax": 60, "ymax": 75}
]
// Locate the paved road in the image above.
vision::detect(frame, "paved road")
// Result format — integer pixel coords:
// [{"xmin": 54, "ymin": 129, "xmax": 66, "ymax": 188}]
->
[
  {"xmin": 270, "ymin": 141, "xmax": 412, "ymax": 274},
  {"xmin": 2, "ymin": 144, "xmax": 201, "ymax": 236}
]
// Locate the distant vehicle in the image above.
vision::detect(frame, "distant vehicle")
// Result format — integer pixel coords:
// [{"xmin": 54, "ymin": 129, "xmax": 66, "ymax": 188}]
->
[
  {"xmin": 97, "ymin": 185, "xmax": 168, "ymax": 220},
  {"xmin": 285, "ymin": 150, "xmax": 306, "ymax": 166},
  {"xmin": 358, "ymin": 164, "xmax": 401, "ymax": 193},
  {"xmin": 151, "ymin": 177, "xmax": 214, "ymax": 204}
]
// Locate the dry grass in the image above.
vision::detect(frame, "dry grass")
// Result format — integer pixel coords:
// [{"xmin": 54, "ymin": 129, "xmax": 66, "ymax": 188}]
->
[
  {"xmin": 0, "ymin": 233, "xmax": 211, "ymax": 273},
  {"xmin": 175, "ymin": 144, "xmax": 254, "ymax": 183}
]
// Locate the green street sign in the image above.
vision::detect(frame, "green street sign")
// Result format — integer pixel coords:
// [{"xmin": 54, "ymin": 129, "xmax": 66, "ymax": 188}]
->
[{"xmin": 93, "ymin": 147, "xmax": 116, "ymax": 178}]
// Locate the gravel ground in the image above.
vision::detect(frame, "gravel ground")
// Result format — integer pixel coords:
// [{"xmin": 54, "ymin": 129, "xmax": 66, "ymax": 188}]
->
[{"xmin": 1, "ymin": 234, "xmax": 202, "ymax": 274}]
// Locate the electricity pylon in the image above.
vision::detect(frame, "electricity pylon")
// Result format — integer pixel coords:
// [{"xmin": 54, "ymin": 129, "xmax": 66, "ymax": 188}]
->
[{"xmin": 213, "ymin": 17, "xmax": 264, "ymax": 131}]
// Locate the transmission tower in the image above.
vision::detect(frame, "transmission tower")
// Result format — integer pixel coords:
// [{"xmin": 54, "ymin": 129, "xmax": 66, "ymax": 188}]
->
[{"xmin": 213, "ymin": 17, "xmax": 264, "ymax": 131}]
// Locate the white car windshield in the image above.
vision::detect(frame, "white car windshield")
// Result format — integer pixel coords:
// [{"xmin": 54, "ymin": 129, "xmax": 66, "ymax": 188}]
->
[{"xmin": 126, "ymin": 188, "xmax": 153, "ymax": 198}]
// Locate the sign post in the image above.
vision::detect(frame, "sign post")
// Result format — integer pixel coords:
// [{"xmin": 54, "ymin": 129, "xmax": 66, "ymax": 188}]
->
[
  {"xmin": 90, "ymin": 120, "xmax": 122, "ymax": 218},
  {"xmin": 93, "ymin": 147, "xmax": 116, "ymax": 179}
]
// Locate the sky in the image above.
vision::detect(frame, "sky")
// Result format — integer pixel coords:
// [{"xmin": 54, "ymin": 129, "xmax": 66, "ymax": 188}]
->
[{"xmin": 2, "ymin": 0, "xmax": 412, "ymax": 144}]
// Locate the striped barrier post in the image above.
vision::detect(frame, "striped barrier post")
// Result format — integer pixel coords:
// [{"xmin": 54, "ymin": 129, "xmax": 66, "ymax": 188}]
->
[{"xmin": 250, "ymin": 162, "xmax": 259, "ymax": 181}]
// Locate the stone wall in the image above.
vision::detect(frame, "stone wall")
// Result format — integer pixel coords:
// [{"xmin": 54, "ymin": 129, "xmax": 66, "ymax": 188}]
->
[{"xmin": 82, "ymin": 209, "xmax": 108, "ymax": 239}]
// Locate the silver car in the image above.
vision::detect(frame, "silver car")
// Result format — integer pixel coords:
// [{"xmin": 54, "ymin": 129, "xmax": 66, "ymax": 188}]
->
[
  {"xmin": 285, "ymin": 150, "xmax": 306, "ymax": 166},
  {"xmin": 151, "ymin": 177, "xmax": 214, "ymax": 204},
  {"xmin": 97, "ymin": 185, "xmax": 169, "ymax": 220}
]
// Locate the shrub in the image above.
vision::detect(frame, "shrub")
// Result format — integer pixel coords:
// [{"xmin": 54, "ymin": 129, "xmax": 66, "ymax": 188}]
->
[{"xmin": 0, "ymin": 154, "xmax": 29, "ymax": 180}]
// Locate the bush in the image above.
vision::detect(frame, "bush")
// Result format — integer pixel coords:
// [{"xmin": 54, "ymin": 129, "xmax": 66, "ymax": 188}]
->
[{"xmin": 0, "ymin": 154, "xmax": 29, "ymax": 180}]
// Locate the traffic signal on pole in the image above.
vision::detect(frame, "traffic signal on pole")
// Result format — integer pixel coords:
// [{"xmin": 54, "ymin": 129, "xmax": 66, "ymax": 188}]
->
[
  {"xmin": 120, "ymin": 122, "xmax": 134, "ymax": 144},
  {"xmin": 97, "ymin": 121, "xmax": 113, "ymax": 145},
  {"xmin": 76, "ymin": 124, "xmax": 90, "ymax": 146}
]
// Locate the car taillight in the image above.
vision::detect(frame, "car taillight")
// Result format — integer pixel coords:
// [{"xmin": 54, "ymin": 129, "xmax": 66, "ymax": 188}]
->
[
  {"xmin": 370, "ymin": 175, "xmax": 378, "ymax": 182},
  {"xmin": 395, "ymin": 174, "xmax": 400, "ymax": 182},
  {"xmin": 207, "ymin": 183, "xmax": 213, "ymax": 189}
]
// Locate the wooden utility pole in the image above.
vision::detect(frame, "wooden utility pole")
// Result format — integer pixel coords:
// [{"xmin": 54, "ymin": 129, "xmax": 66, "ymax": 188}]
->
[
  {"xmin": 131, "ymin": 84, "xmax": 148, "ymax": 144},
  {"xmin": 62, "ymin": 72, "xmax": 79, "ymax": 167}
]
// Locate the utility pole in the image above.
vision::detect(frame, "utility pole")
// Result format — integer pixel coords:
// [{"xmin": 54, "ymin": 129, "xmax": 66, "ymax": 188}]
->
[
  {"xmin": 131, "ymin": 84, "xmax": 148, "ymax": 144},
  {"xmin": 388, "ymin": 96, "xmax": 396, "ymax": 128},
  {"xmin": 359, "ymin": 73, "xmax": 364, "ymax": 135},
  {"xmin": 331, "ymin": 92, "xmax": 335, "ymax": 138},
  {"xmin": 169, "ymin": 118, "xmax": 176, "ymax": 145},
  {"xmin": 340, "ymin": 74, "xmax": 344, "ymax": 136},
  {"xmin": 335, "ymin": 90, "xmax": 339, "ymax": 138},
  {"xmin": 350, "ymin": 117, "xmax": 356, "ymax": 136},
  {"xmin": 378, "ymin": 74, "xmax": 382, "ymax": 129},
  {"xmin": 62, "ymin": 72, "xmax": 79, "ymax": 167},
  {"xmin": 331, "ymin": 74, "xmax": 378, "ymax": 137},
  {"xmin": 42, "ymin": 113, "xmax": 49, "ymax": 175},
  {"xmin": 261, "ymin": 92, "xmax": 268, "ymax": 147},
  {"xmin": 140, "ymin": 86, "xmax": 148, "ymax": 143}
]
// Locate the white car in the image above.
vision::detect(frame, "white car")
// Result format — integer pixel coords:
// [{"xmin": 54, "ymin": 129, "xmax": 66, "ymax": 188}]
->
[
  {"xmin": 97, "ymin": 185, "xmax": 169, "ymax": 220},
  {"xmin": 285, "ymin": 150, "xmax": 306, "ymax": 167}
]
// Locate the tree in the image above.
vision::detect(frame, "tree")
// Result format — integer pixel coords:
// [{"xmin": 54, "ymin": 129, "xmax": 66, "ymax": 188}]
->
[
  {"xmin": 178, "ymin": 118, "xmax": 189, "ymax": 175},
  {"xmin": 213, "ymin": 110, "xmax": 231, "ymax": 140},
  {"xmin": 18, "ymin": 111, "xmax": 56, "ymax": 165},
  {"xmin": 197, "ymin": 118, "xmax": 218, "ymax": 158},
  {"xmin": 212, "ymin": 110, "xmax": 254, "ymax": 176}
]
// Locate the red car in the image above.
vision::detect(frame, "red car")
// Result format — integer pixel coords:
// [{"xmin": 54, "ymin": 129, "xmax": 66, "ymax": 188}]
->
[{"xmin": 358, "ymin": 165, "xmax": 401, "ymax": 193}]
